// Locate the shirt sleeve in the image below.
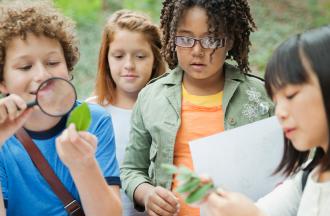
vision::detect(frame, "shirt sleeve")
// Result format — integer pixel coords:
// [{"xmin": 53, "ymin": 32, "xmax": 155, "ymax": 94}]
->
[
  {"xmin": 0, "ymin": 151, "xmax": 8, "ymax": 205},
  {"xmin": 120, "ymin": 91, "xmax": 153, "ymax": 204},
  {"xmin": 256, "ymin": 172, "xmax": 303, "ymax": 216},
  {"xmin": 91, "ymin": 111, "xmax": 121, "ymax": 186}
]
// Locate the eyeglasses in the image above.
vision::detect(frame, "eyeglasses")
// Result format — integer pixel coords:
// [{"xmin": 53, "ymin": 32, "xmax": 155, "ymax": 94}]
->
[{"xmin": 175, "ymin": 36, "xmax": 226, "ymax": 49}]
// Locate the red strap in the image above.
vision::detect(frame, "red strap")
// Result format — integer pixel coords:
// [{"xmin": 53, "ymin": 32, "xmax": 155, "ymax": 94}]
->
[{"xmin": 15, "ymin": 128, "xmax": 85, "ymax": 216}]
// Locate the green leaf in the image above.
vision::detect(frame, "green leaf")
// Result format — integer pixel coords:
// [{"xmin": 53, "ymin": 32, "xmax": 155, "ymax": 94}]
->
[
  {"xmin": 66, "ymin": 102, "xmax": 91, "ymax": 131},
  {"xmin": 176, "ymin": 172, "xmax": 193, "ymax": 182},
  {"xmin": 161, "ymin": 163, "xmax": 215, "ymax": 204},
  {"xmin": 185, "ymin": 183, "xmax": 214, "ymax": 204},
  {"xmin": 178, "ymin": 166, "xmax": 198, "ymax": 178},
  {"xmin": 161, "ymin": 164, "xmax": 178, "ymax": 174},
  {"xmin": 176, "ymin": 177, "xmax": 201, "ymax": 194}
]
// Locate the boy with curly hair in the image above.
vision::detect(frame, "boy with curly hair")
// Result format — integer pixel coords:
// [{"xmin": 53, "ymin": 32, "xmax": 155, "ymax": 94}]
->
[{"xmin": 0, "ymin": 1, "xmax": 122, "ymax": 215}]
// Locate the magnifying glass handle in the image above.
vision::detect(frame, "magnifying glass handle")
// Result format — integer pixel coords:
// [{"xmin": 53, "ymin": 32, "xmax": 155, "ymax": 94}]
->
[{"xmin": 26, "ymin": 100, "xmax": 37, "ymax": 108}]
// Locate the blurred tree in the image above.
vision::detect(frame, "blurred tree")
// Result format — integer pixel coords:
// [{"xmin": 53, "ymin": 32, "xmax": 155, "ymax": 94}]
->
[
  {"xmin": 102, "ymin": 0, "xmax": 122, "ymax": 12},
  {"xmin": 54, "ymin": 0, "xmax": 102, "ymax": 26},
  {"xmin": 309, "ymin": 0, "xmax": 330, "ymax": 26},
  {"xmin": 122, "ymin": 0, "xmax": 162, "ymax": 21},
  {"xmin": 101, "ymin": 0, "xmax": 109, "ymax": 10}
]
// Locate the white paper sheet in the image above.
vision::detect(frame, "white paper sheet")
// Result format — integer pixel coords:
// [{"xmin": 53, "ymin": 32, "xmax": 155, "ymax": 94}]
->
[{"xmin": 189, "ymin": 117, "xmax": 285, "ymax": 201}]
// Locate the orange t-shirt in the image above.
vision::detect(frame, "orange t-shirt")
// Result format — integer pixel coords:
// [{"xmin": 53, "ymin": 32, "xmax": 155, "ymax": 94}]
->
[{"xmin": 172, "ymin": 85, "xmax": 224, "ymax": 216}]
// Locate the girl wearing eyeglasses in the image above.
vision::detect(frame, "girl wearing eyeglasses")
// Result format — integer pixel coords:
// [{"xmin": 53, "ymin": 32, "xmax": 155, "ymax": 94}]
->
[{"xmin": 121, "ymin": 1, "xmax": 273, "ymax": 216}]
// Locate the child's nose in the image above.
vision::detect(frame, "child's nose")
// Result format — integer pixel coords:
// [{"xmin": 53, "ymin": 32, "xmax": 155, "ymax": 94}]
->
[
  {"xmin": 275, "ymin": 102, "xmax": 289, "ymax": 121},
  {"xmin": 191, "ymin": 40, "xmax": 204, "ymax": 57},
  {"xmin": 124, "ymin": 57, "xmax": 135, "ymax": 70},
  {"xmin": 34, "ymin": 63, "xmax": 52, "ymax": 82}
]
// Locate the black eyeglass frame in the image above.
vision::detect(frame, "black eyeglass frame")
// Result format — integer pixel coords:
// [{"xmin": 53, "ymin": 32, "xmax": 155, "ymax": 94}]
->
[{"xmin": 174, "ymin": 36, "xmax": 227, "ymax": 49}]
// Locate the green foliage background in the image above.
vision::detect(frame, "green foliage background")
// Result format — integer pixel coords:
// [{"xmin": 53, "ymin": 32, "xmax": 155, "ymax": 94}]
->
[{"xmin": 53, "ymin": 0, "xmax": 330, "ymax": 99}]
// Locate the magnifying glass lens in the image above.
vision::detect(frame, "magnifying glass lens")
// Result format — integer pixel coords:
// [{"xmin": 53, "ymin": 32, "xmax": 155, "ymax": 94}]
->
[{"xmin": 35, "ymin": 78, "xmax": 76, "ymax": 117}]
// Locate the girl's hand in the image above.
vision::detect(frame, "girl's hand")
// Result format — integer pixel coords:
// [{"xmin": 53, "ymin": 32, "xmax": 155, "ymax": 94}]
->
[
  {"xmin": 202, "ymin": 188, "xmax": 265, "ymax": 216},
  {"xmin": 56, "ymin": 124, "xmax": 98, "ymax": 170},
  {"xmin": 144, "ymin": 186, "xmax": 180, "ymax": 216},
  {"xmin": 0, "ymin": 94, "xmax": 32, "ymax": 145}
]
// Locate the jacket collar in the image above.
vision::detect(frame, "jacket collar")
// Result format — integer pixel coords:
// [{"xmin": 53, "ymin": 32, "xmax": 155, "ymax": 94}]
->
[
  {"xmin": 160, "ymin": 67, "xmax": 184, "ymax": 85},
  {"xmin": 224, "ymin": 63, "xmax": 245, "ymax": 82},
  {"xmin": 161, "ymin": 63, "xmax": 245, "ymax": 115},
  {"xmin": 160, "ymin": 63, "xmax": 245, "ymax": 86}
]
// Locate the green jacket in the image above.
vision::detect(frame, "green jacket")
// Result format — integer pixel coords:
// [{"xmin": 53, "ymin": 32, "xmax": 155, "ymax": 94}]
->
[{"xmin": 121, "ymin": 63, "xmax": 274, "ymax": 204}]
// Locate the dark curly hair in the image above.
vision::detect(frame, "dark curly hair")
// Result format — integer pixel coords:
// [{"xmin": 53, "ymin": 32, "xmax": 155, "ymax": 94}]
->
[
  {"xmin": 160, "ymin": 0, "xmax": 256, "ymax": 73},
  {"xmin": 0, "ymin": 0, "xmax": 79, "ymax": 81}
]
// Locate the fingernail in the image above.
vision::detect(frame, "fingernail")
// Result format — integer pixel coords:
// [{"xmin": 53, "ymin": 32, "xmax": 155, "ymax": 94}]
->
[{"xmin": 176, "ymin": 204, "xmax": 180, "ymax": 213}]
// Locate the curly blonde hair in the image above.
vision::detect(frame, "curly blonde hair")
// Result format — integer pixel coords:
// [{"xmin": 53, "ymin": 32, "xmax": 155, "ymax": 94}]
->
[{"xmin": 0, "ymin": 0, "xmax": 79, "ymax": 81}]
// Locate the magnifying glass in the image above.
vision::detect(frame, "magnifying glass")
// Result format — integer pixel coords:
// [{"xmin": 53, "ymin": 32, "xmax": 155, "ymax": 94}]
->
[{"xmin": 27, "ymin": 77, "xmax": 77, "ymax": 117}]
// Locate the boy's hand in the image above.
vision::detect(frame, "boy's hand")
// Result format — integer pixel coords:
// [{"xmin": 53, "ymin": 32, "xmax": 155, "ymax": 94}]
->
[
  {"xmin": 144, "ymin": 186, "xmax": 180, "ymax": 216},
  {"xmin": 0, "ymin": 94, "xmax": 32, "ymax": 145},
  {"xmin": 56, "ymin": 123, "xmax": 98, "ymax": 170}
]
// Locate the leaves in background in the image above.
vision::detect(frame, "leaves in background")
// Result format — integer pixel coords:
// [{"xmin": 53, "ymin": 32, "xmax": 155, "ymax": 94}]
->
[{"xmin": 66, "ymin": 102, "xmax": 91, "ymax": 131}]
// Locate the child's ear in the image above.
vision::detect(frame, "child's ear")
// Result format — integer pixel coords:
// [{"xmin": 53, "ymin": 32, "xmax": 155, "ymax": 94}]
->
[{"xmin": 225, "ymin": 38, "xmax": 234, "ymax": 52}]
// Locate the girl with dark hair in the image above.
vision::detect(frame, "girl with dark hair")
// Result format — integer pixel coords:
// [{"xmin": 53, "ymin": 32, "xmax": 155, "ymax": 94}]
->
[
  {"xmin": 202, "ymin": 25, "xmax": 330, "ymax": 216},
  {"xmin": 121, "ymin": 1, "xmax": 273, "ymax": 215},
  {"xmin": 87, "ymin": 9, "xmax": 165, "ymax": 216}
]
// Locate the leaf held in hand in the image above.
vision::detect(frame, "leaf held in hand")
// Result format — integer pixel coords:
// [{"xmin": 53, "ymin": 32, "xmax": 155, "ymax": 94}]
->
[
  {"xmin": 179, "ymin": 166, "xmax": 198, "ymax": 178},
  {"xmin": 176, "ymin": 177, "xmax": 201, "ymax": 193},
  {"xmin": 162, "ymin": 163, "xmax": 216, "ymax": 205},
  {"xmin": 185, "ymin": 183, "xmax": 214, "ymax": 204},
  {"xmin": 66, "ymin": 102, "xmax": 91, "ymax": 131},
  {"xmin": 161, "ymin": 164, "xmax": 179, "ymax": 174}
]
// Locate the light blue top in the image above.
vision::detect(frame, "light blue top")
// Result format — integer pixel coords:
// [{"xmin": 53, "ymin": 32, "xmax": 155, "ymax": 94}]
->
[{"xmin": 105, "ymin": 104, "xmax": 146, "ymax": 216}]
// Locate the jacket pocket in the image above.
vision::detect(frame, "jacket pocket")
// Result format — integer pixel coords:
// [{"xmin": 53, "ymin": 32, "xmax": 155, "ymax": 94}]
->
[{"xmin": 148, "ymin": 144, "xmax": 157, "ymax": 184}]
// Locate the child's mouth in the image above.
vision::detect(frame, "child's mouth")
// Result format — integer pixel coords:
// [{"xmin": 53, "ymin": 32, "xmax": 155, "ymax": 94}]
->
[{"xmin": 191, "ymin": 63, "xmax": 206, "ymax": 70}]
